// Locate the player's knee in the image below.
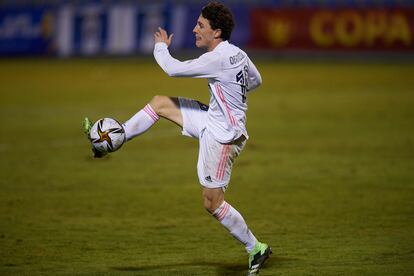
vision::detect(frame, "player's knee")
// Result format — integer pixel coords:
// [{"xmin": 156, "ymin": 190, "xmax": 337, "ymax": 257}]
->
[
  {"xmin": 203, "ymin": 197, "xmax": 215, "ymax": 213},
  {"xmin": 202, "ymin": 193, "xmax": 223, "ymax": 214},
  {"xmin": 149, "ymin": 95, "xmax": 171, "ymax": 117},
  {"xmin": 149, "ymin": 95, "xmax": 165, "ymax": 113}
]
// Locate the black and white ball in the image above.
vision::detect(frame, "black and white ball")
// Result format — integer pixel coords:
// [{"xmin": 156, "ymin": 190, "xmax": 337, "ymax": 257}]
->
[{"xmin": 89, "ymin": 118, "xmax": 126, "ymax": 153}]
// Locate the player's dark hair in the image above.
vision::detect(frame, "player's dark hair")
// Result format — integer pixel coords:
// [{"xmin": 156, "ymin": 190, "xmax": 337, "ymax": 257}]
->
[{"xmin": 201, "ymin": 2, "xmax": 234, "ymax": 41}]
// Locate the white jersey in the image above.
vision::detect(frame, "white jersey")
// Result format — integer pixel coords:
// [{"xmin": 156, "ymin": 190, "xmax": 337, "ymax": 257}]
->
[{"xmin": 153, "ymin": 41, "xmax": 262, "ymax": 143}]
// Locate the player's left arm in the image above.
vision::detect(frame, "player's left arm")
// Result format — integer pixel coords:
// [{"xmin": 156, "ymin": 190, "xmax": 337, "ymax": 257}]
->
[{"xmin": 246, "ymin": 57, "xmax": 262, "ymax": 91}]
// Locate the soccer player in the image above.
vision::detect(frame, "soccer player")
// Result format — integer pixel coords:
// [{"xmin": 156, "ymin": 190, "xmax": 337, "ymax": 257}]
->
[{"xmin": 84, "ymin": 2, "xmax": 271, "ymax": 275}]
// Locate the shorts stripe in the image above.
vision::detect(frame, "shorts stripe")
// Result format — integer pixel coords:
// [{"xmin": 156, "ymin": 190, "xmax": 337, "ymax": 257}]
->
[
  {"xmin": 144, "ymin": 104, "xmax": 159, "ymax": 122},
  {"xmin": 216, "ymin": 145, "xmax": 230, "ymax": 181},
  {"xmin": 221, "ymin": 145, "xmax": 231, "ymax": 180},
  {"xmin": 215, "ymin": 146, "xmax": 226, "ymax": 180}
]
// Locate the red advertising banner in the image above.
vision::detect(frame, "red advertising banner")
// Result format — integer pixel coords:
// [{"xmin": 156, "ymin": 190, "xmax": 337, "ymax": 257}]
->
[{"xmin": 250, "ymin": 8, "xmax": 414, "ymax": 51}]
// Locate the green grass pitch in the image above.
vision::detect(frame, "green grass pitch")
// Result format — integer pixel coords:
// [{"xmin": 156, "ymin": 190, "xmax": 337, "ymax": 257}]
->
[{"xmin": 0, "ymin": 57, "xmax": 413, "ymax": 275}]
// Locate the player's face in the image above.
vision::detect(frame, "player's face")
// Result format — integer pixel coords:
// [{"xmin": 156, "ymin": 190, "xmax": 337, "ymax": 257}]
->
[{"xmin": 193, "ymin": 15, "xmax": 220, "ymax": 51}]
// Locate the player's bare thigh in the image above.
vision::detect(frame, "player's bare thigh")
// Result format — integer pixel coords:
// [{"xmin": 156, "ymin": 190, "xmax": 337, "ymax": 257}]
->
[{"xmin": 149, "ymin": 95, "xmax": 183, "ymax": 127}]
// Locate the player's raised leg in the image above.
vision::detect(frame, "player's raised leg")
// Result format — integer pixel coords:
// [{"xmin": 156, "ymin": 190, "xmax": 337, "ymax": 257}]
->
[
  {"xmin": 83, "ymin": 95, "xmax": 182, "ymax": 157},
  {"xmin": 122, "ymin": 95, "xmax": 183, "ymax": 140}
]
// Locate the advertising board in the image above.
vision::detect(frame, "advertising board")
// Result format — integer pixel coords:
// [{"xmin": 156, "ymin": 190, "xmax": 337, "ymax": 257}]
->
[{"xmin": 250, "ymin": 8, "xmax": 414, "ymax": 51}]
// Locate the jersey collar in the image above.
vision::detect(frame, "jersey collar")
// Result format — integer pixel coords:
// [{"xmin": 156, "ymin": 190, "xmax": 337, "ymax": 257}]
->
[{"xmin": 212, "ymin": 40, "xmax": 229, "ymax": 52}]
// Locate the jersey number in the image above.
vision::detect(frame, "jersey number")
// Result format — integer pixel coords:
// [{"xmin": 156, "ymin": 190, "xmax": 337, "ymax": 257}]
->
[{"xmin": 236, "ymin": 66, "xmax": 248, "ymax": 103}]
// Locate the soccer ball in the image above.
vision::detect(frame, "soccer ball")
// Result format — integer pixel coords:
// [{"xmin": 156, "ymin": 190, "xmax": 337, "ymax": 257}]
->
[{"xmin": 89, "ymin": 118, "xmax": 126, "ymax": 153}]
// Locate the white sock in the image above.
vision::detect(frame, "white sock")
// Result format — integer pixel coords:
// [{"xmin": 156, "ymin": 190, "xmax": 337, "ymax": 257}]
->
[
  {"xmin": 123, "ymin": 104, "xmax": 159, "ymax": 140},
  {"xmin": 213, "ymin": 201, "xmax": 257, "ymax": 253}
]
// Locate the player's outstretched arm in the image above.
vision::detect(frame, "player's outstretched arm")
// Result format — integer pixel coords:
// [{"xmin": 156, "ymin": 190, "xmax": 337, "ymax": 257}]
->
[
  {"xmin": 153, "ymin": 27, "xmax": 220, "ymax": 79},
  {"xmin": 154, "ymin": 27, "xmax": 174, "ymax": 47}
]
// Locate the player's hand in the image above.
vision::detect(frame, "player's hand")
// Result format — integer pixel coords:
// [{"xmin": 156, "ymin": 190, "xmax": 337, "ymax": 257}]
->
[{"xmin": 154, "ymin": 27, "xmax": 174, "ymax": 47}]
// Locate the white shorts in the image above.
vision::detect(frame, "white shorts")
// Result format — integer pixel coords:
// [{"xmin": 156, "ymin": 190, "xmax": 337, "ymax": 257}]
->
[{"xmin": 179, "ymin": 98, "xmax": 246, "ymax": 191}]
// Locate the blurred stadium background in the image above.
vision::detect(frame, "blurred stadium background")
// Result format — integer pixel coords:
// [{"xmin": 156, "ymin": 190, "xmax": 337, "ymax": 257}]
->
[
  {"xmin": 1, "ymin": 1, "xmax": 414, "ymax": 275},
  {"xmin": 1, "ymin": 0, "xmax": 414, "ymax": 57}
]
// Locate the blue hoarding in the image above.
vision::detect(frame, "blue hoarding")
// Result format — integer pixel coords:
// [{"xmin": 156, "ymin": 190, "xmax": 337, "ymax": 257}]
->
[{"xmin": 0, "ymin": 6, "xmax": 54, "ymax": 55}]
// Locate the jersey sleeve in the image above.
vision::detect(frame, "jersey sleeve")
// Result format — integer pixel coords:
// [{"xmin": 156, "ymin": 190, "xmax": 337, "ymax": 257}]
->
[
  {"xmin": 153, "ymin": 42, "xmax": 221, "ymax": 78},
  {"xmin": 246, "ymin": 57, "xmax": 262, "ymax": 92}
]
